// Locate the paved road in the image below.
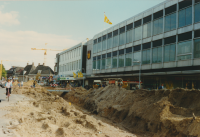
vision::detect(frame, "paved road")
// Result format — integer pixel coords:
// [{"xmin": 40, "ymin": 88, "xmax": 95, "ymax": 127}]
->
[{"xmin": 0, "ymin": 87, "xmax": 29, "ymax": 137}]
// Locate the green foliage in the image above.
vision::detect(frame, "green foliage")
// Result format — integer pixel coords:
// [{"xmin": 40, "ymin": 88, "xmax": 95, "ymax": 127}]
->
[{"xmin": 2, "ymin": 64, "xmax": 7, "ymax": 78}]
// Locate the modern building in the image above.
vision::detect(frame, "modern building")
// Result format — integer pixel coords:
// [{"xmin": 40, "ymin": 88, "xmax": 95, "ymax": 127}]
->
[
  {"xmin": 88, "ymin": 0, "xmax": 200, "ymax": 89},
  {"xmin": 58, "ymin": 42, "xmax": 87, "ymax": 86}
]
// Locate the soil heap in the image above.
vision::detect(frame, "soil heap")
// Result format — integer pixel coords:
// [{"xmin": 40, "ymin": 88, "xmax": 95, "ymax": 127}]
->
[{"xmin": 62, "ymin": 85, "xmax": 200, "ymax": 137}]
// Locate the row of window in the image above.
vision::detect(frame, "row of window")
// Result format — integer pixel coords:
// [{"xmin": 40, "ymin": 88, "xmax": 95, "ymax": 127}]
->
[
  {"xmin": 59, "ymin": 60, "xmax": 81, "ymax": 72},
  {"xmin": 93, "ymin": 38, "xmax": 200, "ymax": 70},
  {"xmin": 93, "ymin": 2, "xmax": 200, "ymax": 53},
  {"xmin": 60, "ymin": 47, "xmax": 81, "ymax": 62}
]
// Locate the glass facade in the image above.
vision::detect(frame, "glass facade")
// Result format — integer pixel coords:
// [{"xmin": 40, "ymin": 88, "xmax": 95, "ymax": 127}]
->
[
  {"xmin": 125, "ymin": 53, "xmax": 132, "ymax": 66},
  {"xmin": 165, "ymin": 13, "xmax": 176, "ymax": 32},
  {"xmin": 101, "ymin": 59, "xmax": 106, "ymax": 69},
  {"xmin": 177, "ymin": 40, "xmax": 192, "ymax": 60},
  {"xmin": 195, "ymin": 3, "xmax": 200, "ymax": 23},
  {"xmin": 164, "ymin": 44, "xmax": 176, "ymax": 62},
  {"xmin": 97, "ymin": 60, "xmax": 100, "ymax": 70},
  {"xmin": 126, "ymin": 30, "xmax": 133, "ymax": 43},
  {"xmin": 107, "ymin": 38, "xmax": 112, "ymax": 49},
  {"xmin": 119, "ymin": 33, "xmax": 126, "ymax": 45},
  {"xmin": 153, "ymin": 18, "xmax": 163, "ymax": 35},
  {"xmin": 142, "ymin": 50, "xmax": 150, "ymax": 64},
  {"xmin": 152, "ymin": 47, "xmax": 162, "ymax": 63},
  {"xmin": 143, "ymin": 22, "xmax": 151, "ymax": 38},
  {"xmin": 133, "ymin": 51, "xmax": 141, "ymax": 65},
  {"xmin": 93, "ymin": 61, "xmax": 96, "ymax": 69},
  {"xmin": 113, "ymin": 36, "xmax": 118, "ymax": 47},
  {"xmin": 118, "ymin": 55, "xmax": 124, "ymax": 67},
  {"xmin": 134, "ymin": 26, "xmax": 142, "ymax": 41},
  {"xmin": 102, "ymin": 40, "xmax": 106, "ymax": 50},
  {"xmin": 112, "ymin": 56, "xmax": 117, "ymax": 68},
  {"xmin": 106, "ymin": 58, "xmax": 111, "ymax": 68},
  {"xmin": 98, "ymin": 42, "xmax": 101, "ymax": 52},
  {"xmin": 178, "ymin": 6, "xmax": 192, "ymax": 28},
  {"xmin": 194, "ymin": 39, "xmax": 200, "ymax": 58},
  {"xmin": 93, "ymin": 44, "xmax": 97, "ymax": 53}
]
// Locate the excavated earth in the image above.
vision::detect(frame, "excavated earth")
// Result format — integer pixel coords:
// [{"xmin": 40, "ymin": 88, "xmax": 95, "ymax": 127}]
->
[
  {"xmin": 2, "ymin": 83, "xmax": 139, "ymax": 137},
  {"xmin": 59, "ymin": 85, "xmax": 200, "ymax": 137}
]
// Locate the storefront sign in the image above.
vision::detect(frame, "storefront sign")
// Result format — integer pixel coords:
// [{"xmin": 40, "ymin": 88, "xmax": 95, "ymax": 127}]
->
[
  {"xmin": 60, "ymin": 77, "xmax": 76, "ymax": 81},
  {"xmin": 87, "ymin": 50, "xmax": 91, "ymax": 59}
]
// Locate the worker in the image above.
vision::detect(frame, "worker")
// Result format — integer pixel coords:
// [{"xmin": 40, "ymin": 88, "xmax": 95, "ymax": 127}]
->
[
  {"xmin": 18, "ymin": 81, "xmax": 20, "ymax": 87},
  {"xmin": 33, "ymin": 81, "xmax": 36, "ymax": 88},
  {"xmin": 5, "ymin": 79, "xmax": 12, "ymax": 97}
]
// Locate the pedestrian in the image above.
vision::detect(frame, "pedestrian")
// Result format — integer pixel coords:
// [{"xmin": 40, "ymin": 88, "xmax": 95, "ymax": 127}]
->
[
  {"xmin": 18, "ymin": 81, "xmax": 20, "ymax": 87},
  {"xmin": 5, "ymin": 79, "xmax": 12, "ymax": 97},
  {"xmin": 158, "ymin": 84, "xmax": 164, "ymax": 89},
  {"xmin": 33, "ymin": 81, "xmax": 36, "ymax": 88},
  {"xmin": 21, "ymin": 81, "xmax": 23, "ymax": 87}
]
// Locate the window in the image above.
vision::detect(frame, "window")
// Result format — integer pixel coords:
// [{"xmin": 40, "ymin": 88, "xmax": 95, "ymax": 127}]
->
[
  {"xmin": 179, "ymin": 0, "xmax": 192, "ymax": 10},
  {"xmin": 134, "ymin": 45, "xmax": 141, "ymax": 52},
  {"xmin": 119, "ymin": 27, "xmax": 125, "ymax": 45},
  {"xmin": 153, "ymin": 17, "xmax": 163, "ymax": 35},
  {"xmin": 177, "ymin": 40, "xmax": 192, "ymax": 60},
  {"xmin": 134, "ymin": 26, "xmax": 142, "ymax": 41},
  {"xmin": 142, "ymin": 50, "xmax": 150, "ymax": 64},
  {"xmin": 165, "ymin": 4, "xmax": 177, "ymax": 15},
  {"xmin": 178, "ymin": 31, "xmax": 192, "ymax": 42},
  {"xmin": 93, "ymin": 57, "xmax": 96, "ymax": 70},
  {"xmin": 165, "ymin": 13, "xmax": 176, "ymax": 32},
  {"xmin": 97, "ymin": 55, "xmax": 101, "ymax": 70},
  {"xmin": 153, "ymin": 10, "xmax": 163, "ymax": 20},
  {"xmin": 79, "ymin": 59, "xmax": 81, "ymax": 69},
  {"xmin": 143, "ymin": 15, "xmax": 151, "ymax": 24},
  {"xmin": 102, "ymin": 54, "xmax": 106, "ymax": 69},
  {"xmin": 164, "ymin": 44, "xmax": 176, "ymax": 62},
  {"xmin": 126, "ymin": 53, "xmax": 132, "ymax": 66},
  {"xmin": 113, "ymin": 30, "xmax": 118, "ymax": 47},
  {"xmin": 195, "ymin": 0, "xmax": 200, "ymax": 3},
  {"xmin": 126, "ymin": 23, "xmax": 133, "ymax": 43},
  {"xmin": 143, "ymin": 22, "xmax": 151, "ymax": 38},
  {"xmin": 93, "ymin": 44, "xmax": 97, "ymax": 54},
  {"xmin": 152, "ymin": 47, "xmax": 162, "ymax": 63},
  {"xmin": 153, "ymin": 39, "xmax": 162, "ymax": 47},
  {"xmin": 178, "ymin": 6, "xmax": 192, "ymax": 28},
  {"xmin": 97, "ymin": 37, "xmax": 102, "ymax": 52},
  {"xmin": 107, "ymin": 32, "xmax": 112, "ymax": 49},
  {"xmin": 118, "ymin": 49, "xmax": 124, "ymax": 67},
  {"xmin": 102, "ymin": 35, "xmax": 107, "ymax": 50},
  {"xmin": 133, "ymin": 51, "xmax": 141, "ymax": 65},
  {"xmin": 134, "ymin": 20, "xmax": 141, "ymax": 28},
  {"xmin": 164, "ymin": 36, "xmax": 176, "ymax": 45},
  {"xmin": 143, "ymin": 42, "xmax": 151, "ymax": 49},
  {"xmin": 112, "ymin": 51, "xmax": 117, "ymax": 68},
  {"xmin": 195, "ymin": 3, "xmax": 200, "ymax": 23},
  {"xmin": 194, "ymin": 39, "xmax": 200, "ymax": 58}
]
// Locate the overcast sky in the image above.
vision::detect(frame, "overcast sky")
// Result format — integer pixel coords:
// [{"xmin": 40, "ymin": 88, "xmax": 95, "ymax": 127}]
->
[{"xmin": 0, "ymin": 0, "xmax": 165, "ymax": 70}]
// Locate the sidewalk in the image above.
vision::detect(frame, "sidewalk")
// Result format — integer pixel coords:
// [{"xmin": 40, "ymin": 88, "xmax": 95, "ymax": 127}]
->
[{"xmin": 0, "ymin": 87, "xmax": 29, "ymax": 137}]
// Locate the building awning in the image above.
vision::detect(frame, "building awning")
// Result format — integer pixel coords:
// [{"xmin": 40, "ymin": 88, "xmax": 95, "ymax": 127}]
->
[{"xmin": 60, "ymin": 77, "xmax": 85, "ymax": 81}]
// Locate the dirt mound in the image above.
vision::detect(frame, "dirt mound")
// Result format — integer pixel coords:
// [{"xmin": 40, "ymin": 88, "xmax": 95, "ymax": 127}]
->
[
  {"xmin": 63, "ymin": 85, "xmax": 200, "ymax": 136},
  {"xmin": 5, "ymin": 84, "xmax": 136, "ymax": 137}
]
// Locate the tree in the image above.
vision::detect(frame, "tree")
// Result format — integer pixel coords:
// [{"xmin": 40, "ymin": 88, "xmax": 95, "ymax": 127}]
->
[{"xmin": 1, "ymin": 64, "xmax": 7, "ymax": 78}]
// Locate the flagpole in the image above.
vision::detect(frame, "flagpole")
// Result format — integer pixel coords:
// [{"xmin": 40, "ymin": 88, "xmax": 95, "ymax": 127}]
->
[{"xmin": 103, "ymin": 12, "xmax": 105, "ymax": 31}]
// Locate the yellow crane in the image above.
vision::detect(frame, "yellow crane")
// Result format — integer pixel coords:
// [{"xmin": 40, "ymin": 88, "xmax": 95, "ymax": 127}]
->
[
  {"xmin": 31, "ymin": 43, "xmax": 67, "ymax": 65},
  {"xmin": 0, "ymin": 60, "xmax": 29, "ymax": 80}
]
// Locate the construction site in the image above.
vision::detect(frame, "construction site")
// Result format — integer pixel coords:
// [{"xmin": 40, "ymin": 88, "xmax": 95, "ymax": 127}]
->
[{"xmin": 0, "ymin": 80, "xmax": 200, "ymax": 137}]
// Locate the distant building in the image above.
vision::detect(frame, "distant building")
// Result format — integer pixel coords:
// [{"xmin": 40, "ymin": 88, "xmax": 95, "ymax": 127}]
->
[
  {"xmin": 6, "ymin": 66, "xmax": 24, "ymax": 80},
  {"xmin": 18, "ymin": 63, "xmax": 36, "ymax": 82}
]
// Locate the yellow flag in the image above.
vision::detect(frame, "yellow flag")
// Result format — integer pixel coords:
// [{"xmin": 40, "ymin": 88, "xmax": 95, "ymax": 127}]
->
[{"xmin": 104, "ymin": 14, "xmax": 112, "ymax": 25}]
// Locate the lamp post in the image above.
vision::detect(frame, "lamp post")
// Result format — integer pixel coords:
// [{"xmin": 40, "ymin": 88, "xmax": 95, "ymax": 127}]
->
[
  {"xmin": 82, "ymin": 68, "xmax": 85, "ymax": 87},
  {"xmin": 133, "ymin": 61, "xmax": 141, "ymax": 89}
]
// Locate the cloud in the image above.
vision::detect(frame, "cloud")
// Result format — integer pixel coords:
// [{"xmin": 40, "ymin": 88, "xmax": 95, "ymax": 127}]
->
[
  {"xmin": 0, "ymin": 10, "xmax": 20, "ymax": 26},
  {"xmin": 0, "ymin": 30, "xmax": 79, "ymax": 70}
]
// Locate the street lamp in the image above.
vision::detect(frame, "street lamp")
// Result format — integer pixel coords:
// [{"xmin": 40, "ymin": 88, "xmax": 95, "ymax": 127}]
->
[
  {"xmin": 82, "ymin": 68, "xmax": 85, "ymax": 87},
  {"xmin": 133, "ymin": 61, "xmax": 141, "ymax": 89}
]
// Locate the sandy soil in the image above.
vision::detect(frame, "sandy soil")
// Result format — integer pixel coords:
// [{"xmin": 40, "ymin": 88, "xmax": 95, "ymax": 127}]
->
[
  {"xmin": 0, "ymin": 84, "xmax": 139, "ymax": 137},
  {"xmin": 63, "ymin": 85, "xmax": 200, "ymax": 137}
]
